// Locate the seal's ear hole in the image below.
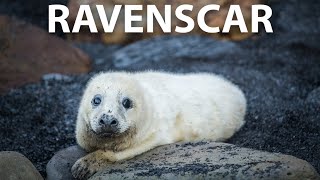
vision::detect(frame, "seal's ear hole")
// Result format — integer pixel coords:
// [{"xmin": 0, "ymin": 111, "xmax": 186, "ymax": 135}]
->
[{"xmin": 122, "ymin": 98, "xmax": 133, "ymax": 109}]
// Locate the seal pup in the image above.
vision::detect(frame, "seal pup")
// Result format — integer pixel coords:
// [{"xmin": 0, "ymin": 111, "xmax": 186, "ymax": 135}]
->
[{"xmin": 72, "ymin": 71, "xmax": 246, "ymax": 179}]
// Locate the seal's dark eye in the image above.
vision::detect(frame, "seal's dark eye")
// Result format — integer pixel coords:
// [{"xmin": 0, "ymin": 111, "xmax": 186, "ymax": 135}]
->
[
  {"xmin": 92, "ymin": 95, "xmax": 102, "ymax": 106},
  {"xmin": 122, "ymin": 98, "xmax": 132, "ymax": 109}
]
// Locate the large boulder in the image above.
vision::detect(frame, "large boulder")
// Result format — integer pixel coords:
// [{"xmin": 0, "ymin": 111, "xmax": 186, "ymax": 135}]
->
[
  {"xmin": 0, "ymin": 151, "xmax": 43, "ymax": 180},
  {"xmin": 0, "ymin": 15, "xmax": 92, "ymax": 95},
  {"xmin": 46, "ymin": 142, "xmax": 320, "ymax": 180}
]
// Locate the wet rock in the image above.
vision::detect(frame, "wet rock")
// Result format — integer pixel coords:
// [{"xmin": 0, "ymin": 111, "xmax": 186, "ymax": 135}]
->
[
  {"xmin": 0, "ymin": 151, "xmax": 43, "ymax": 180},
  {"xmin": 47, "ymin": 142, "xmax": 320, "ymax": 180},
  {"xmin": 112, "ymin": 35, "xmax": 240, "ymax": 68},
  {"xmin": 0, "ymin": 15, "xmax": 92, "ymax": 95},
  {"xmin": 46, "ymin": 146, "xmax": 86, "ymax": 180}
]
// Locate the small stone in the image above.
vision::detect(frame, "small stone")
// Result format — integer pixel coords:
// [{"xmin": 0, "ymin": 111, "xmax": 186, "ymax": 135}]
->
[{"xmin": 0, "ymin": 151, "xmax": 43, "ymax": 180}]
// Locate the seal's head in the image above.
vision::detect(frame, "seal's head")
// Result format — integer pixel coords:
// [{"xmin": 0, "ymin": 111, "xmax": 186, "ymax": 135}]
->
[{"xmin": 78, "ymin": 72, "xmax": 146, "ymax": 138}]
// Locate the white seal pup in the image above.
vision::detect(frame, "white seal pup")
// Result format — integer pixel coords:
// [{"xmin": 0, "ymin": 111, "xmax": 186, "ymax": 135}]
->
[{"xmin": 72, "ymin": 71, "xmax": 246, "ymax": 179}]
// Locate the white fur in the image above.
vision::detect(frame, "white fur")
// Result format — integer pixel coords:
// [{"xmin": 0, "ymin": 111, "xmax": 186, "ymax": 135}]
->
[{"xmin": 131, "ymin": 71, "xmax": 246, "ymax": 144}]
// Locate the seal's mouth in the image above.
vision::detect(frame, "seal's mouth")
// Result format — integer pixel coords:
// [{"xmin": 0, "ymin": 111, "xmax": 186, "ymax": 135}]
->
[{"xmin": 87, "ymin": 122, "xmax": 120, "ymax": 138}]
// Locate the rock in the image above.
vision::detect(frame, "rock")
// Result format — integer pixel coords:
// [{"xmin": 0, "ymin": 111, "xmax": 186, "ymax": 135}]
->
[
  {"xmin": 0, "ymin": 151, "xmax": 43, "ymax": 180},
  {"xmin": 0, "ymin": 15, "xmax": 92, "ymax": 95},
  {"xmin": 112, "ymin": 35, "xmax": 240, "ymax": 68},
  {"xmin": 46, "ymin": 146, "xmax": 87, "ymax": 180},
  {"xmin": 91, "ymin": 142, "xmax": 320, "ymax": 179},
  {"xmin": 66, "ymin": 0, "xmax": 262, "ymax": 44},
  {"xmin": 47, "ymin": 143, "xmax": 320, "ymax": 180}
]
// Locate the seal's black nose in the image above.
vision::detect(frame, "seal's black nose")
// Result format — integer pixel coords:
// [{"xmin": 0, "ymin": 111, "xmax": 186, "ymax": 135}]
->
[{"xmin": 98, "ymin": 114, "xmax": 119, "ymax": 134}]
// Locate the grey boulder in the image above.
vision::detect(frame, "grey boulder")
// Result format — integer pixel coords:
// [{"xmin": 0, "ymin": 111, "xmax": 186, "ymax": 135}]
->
[
  {"xmin": 46, "ymin": 142, "xmax": 320, "ymax": 180},
  {"xmin": 0, "ymin": 151, "xmax": 43, "ymax": 180},
  {"xmin": 46, "ymin": 146, "xmax": 87, "ymax": 180},
  {"xmin": 112, "ymin": 35, "xmax": 240, "ymax": 68}
]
